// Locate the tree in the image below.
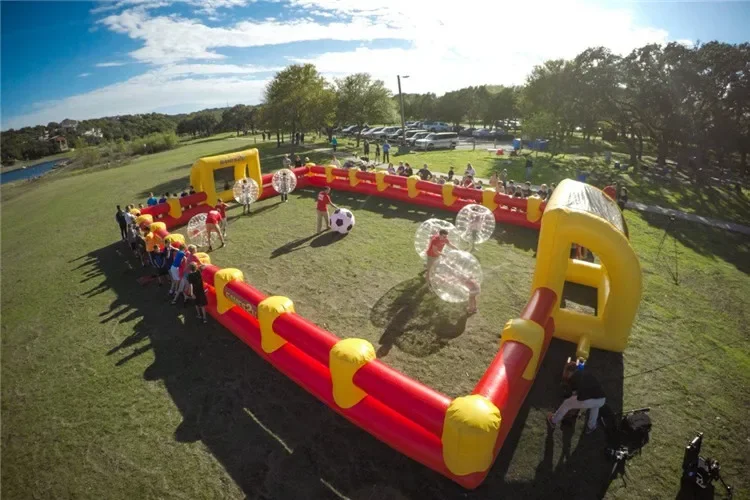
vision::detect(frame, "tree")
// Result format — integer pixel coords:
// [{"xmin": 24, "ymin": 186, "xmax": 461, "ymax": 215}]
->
[
  {"xmin": 335, "ymin": 73, "xmax": 395, "ymax": 146},
  {"xmin": 435, "ymin": 90, "xmax": 465, "ymax": 127}
]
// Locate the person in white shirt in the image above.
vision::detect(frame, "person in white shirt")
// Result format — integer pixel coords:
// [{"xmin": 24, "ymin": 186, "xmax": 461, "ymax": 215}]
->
[
  {"xmin": 465, "ymin": 163, "xmax": 476, "ymax": 177},
  {"xmin": 331, "ymin": 155, "xmax": 342, "ymax": 168}
]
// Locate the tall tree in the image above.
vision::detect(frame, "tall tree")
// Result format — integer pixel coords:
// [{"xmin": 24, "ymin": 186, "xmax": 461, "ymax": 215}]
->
[{"xmin": 336, "ymin": 73, "xmax": 395, "ymax": 146}]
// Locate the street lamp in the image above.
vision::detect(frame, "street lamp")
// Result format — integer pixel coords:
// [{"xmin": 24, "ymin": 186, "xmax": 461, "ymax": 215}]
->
[{"xmin": 397, "ymin": 75, "xmax": 410, "ymax": 147}]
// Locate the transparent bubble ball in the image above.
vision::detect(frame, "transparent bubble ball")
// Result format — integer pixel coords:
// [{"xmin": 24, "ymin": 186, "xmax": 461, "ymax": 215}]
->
[
  {"xmin": 272, "ymin": 168, "xmax": 297, "ymax": 195},
  {"xmin": 187, "ymin": 213, "xmax": 209, "ymax": 247},
  {"xmin": 455, "ymin": 204, "xmax": 496, "ymax": 247},
  {"xmin": 414, "ymin": 218, "xmax": 470, "ymax": 260},
  {"xmin": 428, "ymin": 249, "xmax": 483, "ymax": 303},
  {"xmin": 329, "ymin": 207, "xmax": 355, "ymax": 234},
  {"xmin": 233, "ymin": 177, "xmax": 259, "ymax": 204}
]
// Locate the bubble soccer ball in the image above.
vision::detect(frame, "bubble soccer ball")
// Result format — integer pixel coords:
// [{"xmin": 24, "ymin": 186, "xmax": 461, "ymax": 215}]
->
[
  {"xmin": 454, "ymin": 204, "xmax": 496, "ymax": 248},
  {"xmin": 414, "ymin": 218, "xmax": 470, "ymax": 260},
  {"xmin": 233, "ymin": 177, "xmax": 259, "ymax": 205},
  {"xmin": 428, "ymin": 249, "xmax": 483, "ymax": 303},
  {"xmin": 187, "ymin": 213, "xmax": 209, "ymax": 247},
  {"xmin": 329, "ymin": 208, "xmax": 355, "ymax": 234},
  {"xmin": 272, "ymin": 168, "xmax": 297, "ymax": 194}
]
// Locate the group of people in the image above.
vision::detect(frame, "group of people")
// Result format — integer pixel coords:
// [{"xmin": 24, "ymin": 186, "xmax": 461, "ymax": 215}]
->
[
  {"xmin": 146, "ymin": 186, "xmax": 197, "ymax": 206},
  {"xmin": 114, "ymin": 204, "xmax": 210, "ymax": 323}
]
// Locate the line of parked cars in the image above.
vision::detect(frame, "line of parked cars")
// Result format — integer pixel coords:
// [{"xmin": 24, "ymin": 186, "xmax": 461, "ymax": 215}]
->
[{"xmin": 339, "ymin": 122, "xmax": 459, "ymax": 150}]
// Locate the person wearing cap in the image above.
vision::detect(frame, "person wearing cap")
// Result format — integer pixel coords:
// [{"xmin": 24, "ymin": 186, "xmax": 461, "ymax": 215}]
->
[{"xmin": 547, "ymin": 361, "xmax": 607, "ymax": 434}]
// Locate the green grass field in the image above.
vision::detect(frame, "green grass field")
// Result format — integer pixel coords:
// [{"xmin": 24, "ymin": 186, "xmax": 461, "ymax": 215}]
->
[{"xmin": 2, "ymin": 134, "xmax": 749, "ymax": 499}]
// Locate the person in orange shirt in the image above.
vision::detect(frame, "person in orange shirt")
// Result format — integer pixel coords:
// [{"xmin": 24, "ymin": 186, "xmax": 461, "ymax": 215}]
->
[{"xmin": 425, "ymin": 229, "xmax": 456, "ymax": 280}]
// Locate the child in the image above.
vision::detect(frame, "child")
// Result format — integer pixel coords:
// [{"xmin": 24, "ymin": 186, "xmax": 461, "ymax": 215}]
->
[
  {"xmin": 168, "ymin": 244, "xmax": 186, "ymax": 295},
  {"xmin": 239, "ymin": 179, "xmax": 252, "ymax": 215},
  {"xmin": 387, "ymin": 163, "xmax": 396, "ymax": 175},
  {"xmin": 425, "ymin": 229, "xmax": 456, "ymax": 280},
  {"xmin": 375, "ymin": 143, "xmax": 381, "ymax": 163},
  {"xmin": 466, "ymin": 279, "xmax": 480, "ymax": 315},
  {"xmin": 205, "ymin": 209, "xmax": 225, "ymax": 250},
  {"xmin": 277, "ymin": 170, "xmax": 291, "ymax": 203},
  {"xmin": 172, "ymin": 244, "xmax": 199, "ymax": 305},
  {"xmin": 522, "ymin": 181, "xmax": 533, "ymax": 198},
  {"xmin": 316, "ymin": 187, "xmax": 338, "ymax": 232},
  {"xmin": 156, "ymin": 240, "xmax": 174, "ymax": 287},
  {"xmin": 187, "ymin": 262, "xmax": 208, "ymax": 323},
  {"xmin": 447, "ymin": 166, "xmax": 455, "ymax": 181}
]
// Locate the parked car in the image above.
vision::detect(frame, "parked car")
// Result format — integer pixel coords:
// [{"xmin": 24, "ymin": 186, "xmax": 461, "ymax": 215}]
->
[
  {"xmin": 404, "ymin": 129, "xmax": 426, "ymax": 140},
  {"xmin": 341, "ymin": 125, "xmax": 357, "ymax": 135},
  {"xmin": 422, "ymin": 121, "xmax": 452, "ymax": 132},
  {"xmin": 408, "ymin": 131, "xmax": 430, "ymax": 145},
  {"xmin": 376, "ymin": 126, "xmax": 400, "ymax": 139},
  {"xmin": 386, "ymin": 128, "xmax": 407, "ymax": 141},
  {"xmin": 414, "ymin": 132, "xmax": 459, "ymax": 150},
  {"xmin": 459, "ymin": 127, "xmax": 477, "ymax": 137},
  {"xmin": 362, "ymin": 127, "xmax": 383, "ymax": 138},
  {"xmin": 405, "ymin": 121, "xmax": 418, "ymax": 129},
  {"xmin": 472, "ymin": 128, "xmax": 495, "ymax": 139}
]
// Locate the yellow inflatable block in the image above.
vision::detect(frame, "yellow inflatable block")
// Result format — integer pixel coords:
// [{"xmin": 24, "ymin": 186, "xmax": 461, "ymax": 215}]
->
[
  {"xmin": 257, "ymin": 296, "xmax": 295, "ymax": 353},
  {"xmin": 442, "ymin": 395, "xmax": 501, "ymax": 476},
  {"xmin": 375, "ymin": 170, "xmax": 388, "ymax": 192},
  {"xmin": 166, "ymin": 233, "xmax": 185, "ymax": 246},
  {"xmin": 214, "ymin": 268, "xmax": 244, "ymax": 314},
  {"xmin": 526, "ymin": 195, "xmax": 543, "ymax": 222},
  {"xmin": 407, "ymin": 175, "xmax": 420, "ymax": 198},
  {"xmin": 329, "ymin": 338, "xmax": 376, "ymax": 409},
  {"xmin": 348, "ymin": 168, "xmax": 360, "ymax": 187},
  {"xmin": 194, "ymin": 252, "xmax": 211, "ymax": 265},
  {"xmin": 482, "ymin": 188, "xmax": 498, "ymax": 211},
  {"xmin": 325, "ymin": 165, "xmax": 335, "ymax": 184},
  {"xmin": 167, "ymin": 198, "xmax": 182, "ymax": 219},
  {"xmin": 442, "ymin": 183, "xmax": 457, "ymax": 206}
]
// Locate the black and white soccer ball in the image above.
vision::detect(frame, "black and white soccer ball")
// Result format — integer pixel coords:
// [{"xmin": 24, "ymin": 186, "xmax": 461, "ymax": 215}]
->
[{"xmin": 329, "ymin": 208, "xmax": 355, "ymax": 234}]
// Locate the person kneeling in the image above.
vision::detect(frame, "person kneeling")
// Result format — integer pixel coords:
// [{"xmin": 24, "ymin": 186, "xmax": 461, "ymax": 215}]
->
[{"xmin": 547, "ymin": 361, "xmax": 606, "ymax": 434}]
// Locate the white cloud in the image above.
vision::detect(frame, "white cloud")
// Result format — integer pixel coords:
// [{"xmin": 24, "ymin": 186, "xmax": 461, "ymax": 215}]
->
[
  {"xmin": 79, "ymin": 73, "xmax": 92, "ymax": 77},
  {"xmin": 5, "ymin": 70, "xmax": 269, "ymax": 129},
  {"xmin": 96, "ymin": 61, "xmax": 129, "ymax": 67}
]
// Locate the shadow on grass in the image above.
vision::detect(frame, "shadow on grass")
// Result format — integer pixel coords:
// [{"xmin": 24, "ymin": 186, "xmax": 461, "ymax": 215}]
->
[
  {"xmin": 79, "ymin": 239, "xmax": 626, "ymax": 500},
  {"xmin": 369, "ymin": 276, "xmax": 468, "ymax": 358}
]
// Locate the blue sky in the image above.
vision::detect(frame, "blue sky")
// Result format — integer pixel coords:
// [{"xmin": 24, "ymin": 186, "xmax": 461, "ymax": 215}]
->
[{"xmin": 2, "ymin": 0, "xmax": 748, "ymax": 130}]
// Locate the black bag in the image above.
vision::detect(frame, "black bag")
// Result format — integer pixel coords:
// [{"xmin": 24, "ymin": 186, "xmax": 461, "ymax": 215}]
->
[{"xmin": 620, "ymin": 412, "xmax": 652, "ymax": 451}]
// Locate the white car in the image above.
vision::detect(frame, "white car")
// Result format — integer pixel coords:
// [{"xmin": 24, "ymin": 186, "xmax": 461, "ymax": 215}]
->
[
  {"xmin": 422, "ymin": 121, "xmax": 452, "ymax": 132},
  {"xmin": 362, "ymin": 127, "xmax": 383, "ymax": 138},
  {"xmin": 376, "ymin": 126, "xmax": 400, "ymax": 139},
  {"xmin": 414, "ymin": 132, "xmax": 458, "ymax": 150},
  {"xmin": 408, "ymin": 131, "xmax": 430, "ymax": 145}
]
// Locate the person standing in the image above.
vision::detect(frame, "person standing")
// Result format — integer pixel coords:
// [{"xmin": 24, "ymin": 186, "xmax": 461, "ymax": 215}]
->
[
  {"xmin": 547, "ymin": 362, "xmax": 607, "ymax": 434},
  {"xmin": 375, "ymin": 142, "xmax": 381, "ymax": 163},
  {"xmin": 464, "ymin": 163, "xmax": 476, "ymax": 177},
  {"xmin": 316, "ymin": 187, "xmax": 339, "ymax": 232},
  {"xmin": 525, "ymin": 157, "xmax": 533, "ymax": 181},
  {"xmin": 278, "ymin": 170, "xmax": 292, "ymax": 203},
  {"xmin": 216, "ymin": 199, "xmax": 228, "ymax": 235},
  {"xmin": 382, "ymin": 140, "xmax": 391, "ymax": 163},
  {"xmin": 447, "ymin": 166, "xmax": 455, "ymax": 181},
  {"xmin": 363, "ymin": 139, "xmax": 370, "ymax": 159},
  {"xmin": 282, "ymin": 154, "xmax": 292, "ymax": 169},
  {"xmin": 501, "ymin": 169, "xmax": 508, "ymax": 190},
  {"xmin": 115, "ymin": 205, "xmax": 127, "ymax": 240},
  {"xmin": 205, "ymin": 209, "xmax": 225, "ymax": 251},
  {"xmin": 331, "ymin": 136, "xmax": 338, "ymax": 152},
  {"xmin": 187, "ymin": 262, "xmax": 208, "ymax": 324},
  {"xmin": 300, "ymin": 132, "xmax": 305, "ymax": 144},
  {"xmin": 147, "ymin": 192, "xmax": 158, "ymax": 206}
]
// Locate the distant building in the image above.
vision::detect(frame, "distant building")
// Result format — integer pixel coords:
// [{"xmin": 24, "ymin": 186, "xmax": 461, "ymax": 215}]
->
[
  {"xmin": 50, "ymin": 136, "xmax": 69, "ymax": 152},
  {"xmin": 82, "ymin": 128, "xmax": 103, "ymax": 138},
  {"xmin": 60, "ymin": 119, "xmax": 78, "ymax": 130}
]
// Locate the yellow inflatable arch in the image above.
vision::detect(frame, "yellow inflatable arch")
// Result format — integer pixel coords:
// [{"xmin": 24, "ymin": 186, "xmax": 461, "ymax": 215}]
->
[
  {"xmin": 531, "ymin": 179, "xmax": 642, "ymax": 357},
  {"xmin": 189, "ymin": 149, "xmax": 263, "ymax": 207}
]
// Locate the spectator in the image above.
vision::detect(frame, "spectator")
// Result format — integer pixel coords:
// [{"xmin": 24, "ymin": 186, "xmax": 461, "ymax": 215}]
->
[
  {"xmin": 489, "ymin": 172, "xmax": 498, "ymax": 190},
  {"xmin": 187, "ymin": 262, "xmax": 209, "ymax": 324},
  {"xmin": 316, "ymin": 187, "xmax": 339, "ymax": 232},
  {"xmin": 180, "ymin": 188, "xmax": 189, "ymax": 197},
  {"xmin": 513, "ymin": 186, "xmax": 524, "ymax": 198},
  {"xmin": 331, "ymin": 136, "xmax": 338, "ymax": 152},
  {"xmin": 294, "ymin": 155, "xmax": 303, "ymax": 168},
  {"xmin": 452, "ymin": 178, "xmax": 460, "ymax": 185},
  {"xmin": 437, "ymin": 177, "xmax": 447, "ymax": 185},
  {"xmin": 501, "ymin": 169, "xmax": 508, "ymax": 190},
  {"xmin": 189, "ymin": 185, "xmax": 196, "ymax": 195},
  {"xmin": 522, "ymin": 181, "xmax": 533, "ymax": 198},
  {"xmin": 465, "ymin": 163, "xmax": 476, "ymax": 177},
  {"xmin": 115, "ymin": 205, "xmax": 127, "ymax": 240},
  {"xmin": 138, "ymin": 203, "xmax": 144, "ymax": 210},
  {"xmin": 305, "ymin": 157, "xmax": 314, "ymax": 166},
  {"xmin": 331, "ymin": 155, "xmax": 341, "ymax": 168},
  {"xmin": 158, "ymin": 192, "xmax": 169, "ymax": 204},
  {"xmin": 363, "ymin": 139, "xmax": 370, "ymax": 158},
  {"xmin": 603, "ymin": 182, "xmax": 618, "ymax": 201},
  {"xmin": 475, "ymin": 180, "xmax": 484, "ymax": 190},
  {"xmin": 447, "ymin": 166, "xmax": 455, "ymax": 181},
  {"xmin": 507, "ymin": 180, "xmax": 516, "ymax": 195},
  {"xmin": 404, "ymin": 163, "xmax": 413, "ymax": 177},
  {"xmin": 525, "ymin": 157, "xmax": 533, "ymax": 181},
  {"xmin": 417, "ymin": 164, "xmax": 432, "ymax": 181},
  {"xmin": 295, "ymin": 132, "xmax": 300, "ymax": 145},
  {"xmin": 147, "ymin": 192, "xmax": 158, "ymax": 206},
  {"xmin": 548, "ymin": 183, "xmax": 556, "ymax": 202},
  {"xmin": 461, "ymin": 175, "xmax": 474, "ymax": 188},
  {"xmin": 262, "ymin": 132, "xmax": 266, "ymax": 141},
  {"xmin": 538, "ymin": 184, "xmax": 549, "ymax": 200},
  {"xmin": 375, "ymin": 143, "xmax": 381, "ymax": 163},
  {"xmin": 301, "ymin": 133, "xmax": 305, "ymax": 144},
  {"xmin": 151, "ymin": 242, "xmax": 172, "ymax": 287},
  {"xmin": 382, "ymin": 140, "xmax": 391, "ymax": 163},
  {"xmin": 617, "ymin": 186, "xmax": 628, "ymax": 210},
  {"xmin": 282, "ymin": 154, "xmax": 292, "ymax": 169},
  {"xmin": 387, "ymin": 163, "xmax": 396, "ymax": 174},
  {"xmin": 397, "ymin": 162, "xmax": 405, "ymax": 176}
]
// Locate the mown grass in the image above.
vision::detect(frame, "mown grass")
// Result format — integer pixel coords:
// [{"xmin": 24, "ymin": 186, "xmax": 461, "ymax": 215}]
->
[{"xmin": 1, "ymin": 133, "xmax": 749, "ymax": 499}]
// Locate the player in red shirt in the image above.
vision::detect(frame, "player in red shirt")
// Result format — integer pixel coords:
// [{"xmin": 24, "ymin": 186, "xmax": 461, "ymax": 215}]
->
[
  {"xmin": 216, "ymin": 199, "xmax": 228, "ymax": 236},
  {"xmin": 425, "ymin": 229, "xmax": 456, "ymax": 280},
  {"xmin": 316, "ymin": 187, "xmax": 339, "ymax": 232},
  {"xmin": 205, "ymin": 208, "xmax": 225, "ymax": 251}
]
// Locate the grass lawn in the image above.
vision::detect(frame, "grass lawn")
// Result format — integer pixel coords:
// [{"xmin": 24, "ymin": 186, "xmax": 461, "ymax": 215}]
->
[{"xmin": 2, "ymin": 133, "xmax": 749, "ymax": 499}]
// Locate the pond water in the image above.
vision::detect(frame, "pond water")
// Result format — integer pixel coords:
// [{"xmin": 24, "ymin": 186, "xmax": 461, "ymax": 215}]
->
[{"xmin": 1, "ymin": 160, "xmax": 61, "ymax": 185}]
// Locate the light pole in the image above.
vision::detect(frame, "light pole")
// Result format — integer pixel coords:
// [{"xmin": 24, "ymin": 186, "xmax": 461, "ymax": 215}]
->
[{"xmin": 397, "ymin": 75, "xmax": 409, "ymax": 147}]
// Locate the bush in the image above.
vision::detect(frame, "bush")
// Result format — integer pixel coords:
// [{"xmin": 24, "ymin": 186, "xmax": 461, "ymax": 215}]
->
[{"xmin": 129, "ymin": 132, "xmax": 180, "ymax": 155}]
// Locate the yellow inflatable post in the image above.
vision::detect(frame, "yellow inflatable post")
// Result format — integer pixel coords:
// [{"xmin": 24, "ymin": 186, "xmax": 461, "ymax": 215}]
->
[
  {"xmin": 190, "ymin": 149, "xmax": 262, "ymax": 207},
  {"xmin": 530, "ymin": 179, "xmax": 641, "ymax": 352}
]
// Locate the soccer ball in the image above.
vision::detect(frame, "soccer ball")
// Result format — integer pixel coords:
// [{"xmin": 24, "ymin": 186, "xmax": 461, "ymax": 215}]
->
[{"xmin": 329, "ymin": 208, "xmax": 355, "ymax": 234}]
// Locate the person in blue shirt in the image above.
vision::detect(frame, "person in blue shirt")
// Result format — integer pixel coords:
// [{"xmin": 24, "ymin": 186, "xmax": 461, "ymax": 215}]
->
[
  {"xmin": 382, "ymin": 140, "xmax": 391, "ymax": 163},
  {"xmin": 158, "ymin": 192, "xmax": 169, "ymax": 204},
  {"xmin": 147, "ymin": 192, "xmax": 158, "ymax": 206},
  {"xmin": 331, "ymin": 136, "xmax": 338, "ymax": 152},
  {"xmin": 168, "ymin": 244, "xmax": 186, "ymax": 295}
]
